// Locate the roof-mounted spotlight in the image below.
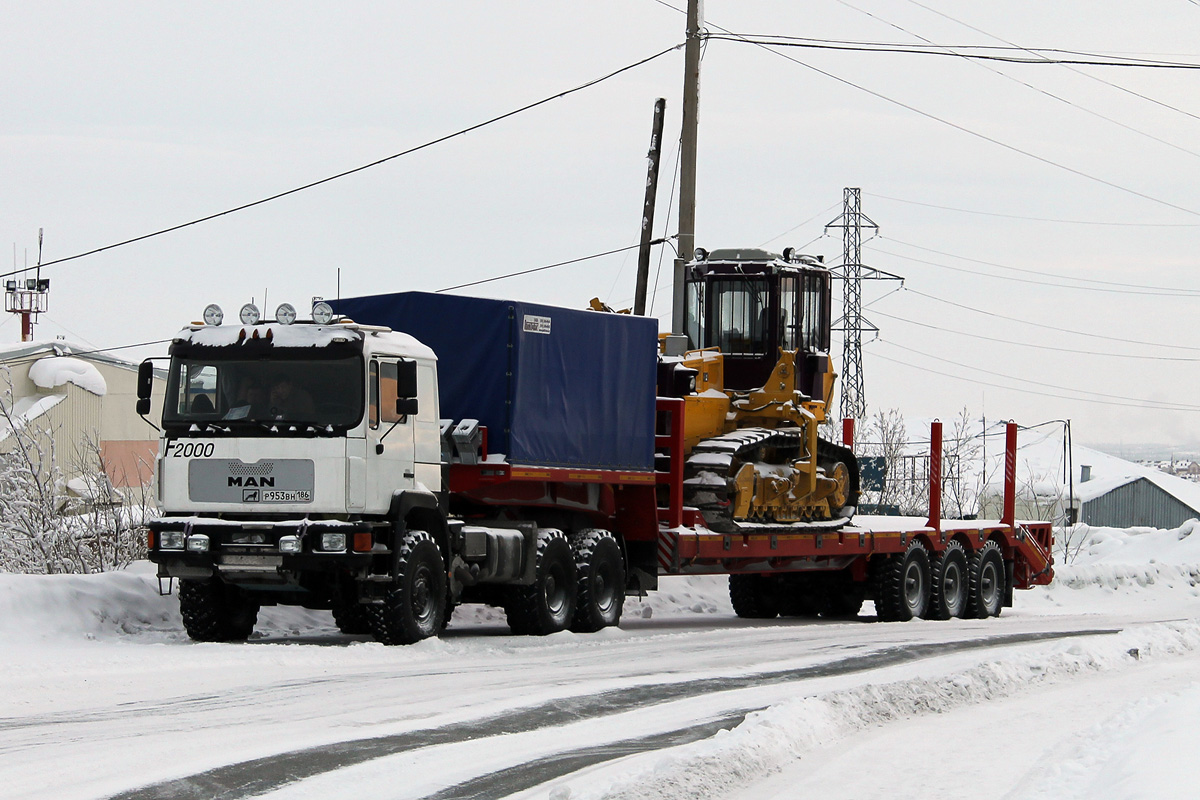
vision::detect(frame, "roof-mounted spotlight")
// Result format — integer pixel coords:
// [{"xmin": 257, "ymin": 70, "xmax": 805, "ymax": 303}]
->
[
  {"xmin": 275, "ymin": 303, "xmax": 297, "ymax": 325},
  {"xmin": 202, "ymin": 304, "xmax": 224, "ymax": 326},
  {"xmin": 36, "ymin": 279, "xmax": 50, "ymax": 292},
  {"xmin": 311, "ymin": 301, "xmax": 334, "ymax": 325},
  {"xmin": 782, "ymin": 247, "xmax": 795, "ymax": 262},
  {"xmin": 4, "ymin": 280, "xmax": 15, "ymax": 292},
  {"xmin": 240, "ymin": 303, "xmax": 261, "ymax": 325},
  {"xmin": 25, "ymin": 279, "xmax": 36, "ymax": 290},
  {"xmin": 694, "ymin": 247, "xmax": 709, "ymax": 262}
]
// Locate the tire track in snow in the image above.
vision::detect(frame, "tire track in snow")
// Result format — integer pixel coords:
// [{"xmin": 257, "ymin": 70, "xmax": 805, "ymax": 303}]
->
[{"xmin": 107, "ymin": 628, "xmax": 1117, "ymax": 800}]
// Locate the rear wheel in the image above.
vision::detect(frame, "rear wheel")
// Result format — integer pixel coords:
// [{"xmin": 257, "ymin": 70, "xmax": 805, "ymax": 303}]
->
[
  {"xmin": 872, "ymin": 540, "xmax": 931, "ymax": 622},
  {"xmin": 179, "ymin": 579, "xmax": 259, "ymax": 642},
  {"xmin": 570, "ymin": 529, "xmax": 625, "ymax": 633},
  {"xmin": 729, "ymin": 574, "xmax": 781, "ymax": 619},
  {"xmin": 967, "ymin": 540, "xmax": 1006, "ymax": 618},
  {"xmin": 368, "ymin": 530, "xmax": 446, "ymax": 645},
  {"xmin": 505, "ymin": 530, "xmax": 577, "ymax": 635},
  {"xmin": 820, "ymin": 570, "xmax": 866, "ymax": 619},
  {"xmin": 926, "ymin": 540, "xmax": 969, "ymax": 620}
]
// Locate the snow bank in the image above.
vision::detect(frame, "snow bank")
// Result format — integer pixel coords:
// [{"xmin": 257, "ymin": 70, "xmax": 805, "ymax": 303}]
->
[
  {"xmin": 550, "ymin": 621, "xmax": 1200, "ymax": 800},
  {"xmin": 28, "ymin": 355, "xmax": 106, "ymax": 396}
]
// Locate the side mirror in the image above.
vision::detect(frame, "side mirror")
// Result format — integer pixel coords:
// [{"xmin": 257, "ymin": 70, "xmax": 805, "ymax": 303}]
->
[
  {"xmin": 396, "ymin": 397, "xmax": 419, "ymax": 416},
  {"xmin": 137, "ymin": 360, "xmax": 154, "ymax": 401},
  {"xmin": 396, "ymin": 360, "xmax": 417, "ymax": 399},
  {"xmin": 136, "ymin": 360, "xmax": 155, "ymax": 415}
]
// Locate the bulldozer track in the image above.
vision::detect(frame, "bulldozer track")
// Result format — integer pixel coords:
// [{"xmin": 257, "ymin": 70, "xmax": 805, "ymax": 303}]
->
[{"xmin": 682, "ymin": 427, "xmax": 858, "ymax": 534}]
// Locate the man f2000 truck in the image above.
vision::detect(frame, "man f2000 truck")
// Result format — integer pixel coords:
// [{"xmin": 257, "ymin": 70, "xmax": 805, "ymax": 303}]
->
[{"xmin": 143, "ymin": 254, "xmax": 1053, "ymax": 645}]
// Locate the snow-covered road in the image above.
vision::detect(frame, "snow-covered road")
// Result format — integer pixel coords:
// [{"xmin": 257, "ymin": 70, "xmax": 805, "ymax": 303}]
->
[{"xmin": 1, "ymin": 523, "xmax": 1198, "ymax": 800}]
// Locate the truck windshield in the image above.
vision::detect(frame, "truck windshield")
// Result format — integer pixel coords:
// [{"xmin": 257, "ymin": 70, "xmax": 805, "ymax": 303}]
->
[{"xmin": 163, "ymin": 355, "xmax": 364, "ymax": 430}]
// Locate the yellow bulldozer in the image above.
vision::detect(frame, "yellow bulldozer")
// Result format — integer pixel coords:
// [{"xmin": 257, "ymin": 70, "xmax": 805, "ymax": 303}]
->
[{"xmin": 658, "ymin": 247, "xmax": 859, "ymax": 532}]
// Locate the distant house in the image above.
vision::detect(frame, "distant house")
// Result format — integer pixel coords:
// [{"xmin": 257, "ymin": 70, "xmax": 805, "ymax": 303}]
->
[
  {"xmin": 0, "ymin": 341, "xmax": 165, "ymax": 496},
  {"xmin": 1075, "ymin": 471, "xmax": 1200, "ymax": 530}
]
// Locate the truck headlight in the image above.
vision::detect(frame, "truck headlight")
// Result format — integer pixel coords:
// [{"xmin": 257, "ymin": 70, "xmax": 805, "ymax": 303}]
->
[
  {"xmin": 186, "ymin": 534, "xmax": 210, "ymax": 553},
  {"xmin": 320, "ymin": 533, "xmax": 346, "ymax": 552},
  {"xmin": 160, "ymin": 531, "xmax": 185, "ymax": 550},
  {"xmin": 278, "ymin": 535, "xmax": 302, "ymax": 554}
]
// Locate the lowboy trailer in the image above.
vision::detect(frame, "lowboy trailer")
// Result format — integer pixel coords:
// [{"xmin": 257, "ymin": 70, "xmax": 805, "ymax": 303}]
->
[{"xmin": 143, "ymin": 289, "xmax": 1052, "ymax": 644}]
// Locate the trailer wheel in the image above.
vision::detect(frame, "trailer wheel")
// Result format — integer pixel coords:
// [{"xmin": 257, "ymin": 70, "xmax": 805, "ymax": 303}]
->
[
  {"xmin": 570, "ymin": 529, "xmax": 625, "ymax": 633},
  {"xmin": 967, "ymin": 540, "xmax": 1006, "ymax": 619},
  {"xmin": 778, "ymin": 574, "xmax": 823, "ymax": 618},
  {"xmin": 179, "ymin": 578, "xmax": 259, "ymax": 642},
  {"xmin": 820, "ymin": 570, "xmax": 866, "ymax": 619},
  {"xmin": 505, "ymin": 529, "xmax": 577, "ymax": 636},
  {"xmin": 926, "ymin": 540, "xmax": 969, "ymax": 620},
  {"xmin": 729, "ymin": 574, "xmax": 780, "ymax": 619},
  {"xmin": 368, "ymin": 530, "xmax": 446, "ymax": 645},
  {"xmin": 872, "ymin": 540, "xmax": 931, "ymax": 622}
]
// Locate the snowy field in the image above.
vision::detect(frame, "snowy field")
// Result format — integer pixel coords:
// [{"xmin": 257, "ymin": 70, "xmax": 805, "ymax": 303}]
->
[{"xmin": 1, "ymin": 523, "xmax": 1198, "ymax": 800}]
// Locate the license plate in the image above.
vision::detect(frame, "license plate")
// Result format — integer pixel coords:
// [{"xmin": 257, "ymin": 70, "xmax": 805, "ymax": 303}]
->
[{"xmin": 219, "ymin": 554, "xmax": 283, "ymax": 567}]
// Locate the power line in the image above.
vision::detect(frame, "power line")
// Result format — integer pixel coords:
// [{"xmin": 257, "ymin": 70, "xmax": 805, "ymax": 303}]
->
[
  {"xmin": 870, "ymin": 307, "xmax": 1200, "ymax": 361},
  {"xmin": 872, "ymin": 349, "xmax": 1200, "ymax": 412},
  {"xmin": 706, "ymin": 33, "xmax": 1200, "ymax": 69},
  {"xmin": 905, "ymin": 0, "xmax": 1200, "ymax": 126},
  {"xmin": 869, "ymin": 192, "xmax": 1200, "ymax": 227},
  {"xmin": 900, "ymin": 286, "xmax": 1200, "ymax": 353},
  {"xmin": 0, "ymin": 44, "xmax": 683, "ymax": 281},
  {"xmin": 871, "ymin": 239, "xmax": 1200, "ymax": 296},
  {"xmin": 877, "ymin": 338, "xmax": 1200, "ymax": 411},
  {"xmin": 435, "ymin": 240, "xmax": 670, "ymax": 293},
  {"xmin": 832, "ymin": 0, "xmax": 1200, "ymax": 163},
  {"xmin": 0, "ymin": 338, "xmax": 175, "ymax": 368},
  {"xmin": 692, "ymin": 22, "xmax": 1200, "ymax": 220}
]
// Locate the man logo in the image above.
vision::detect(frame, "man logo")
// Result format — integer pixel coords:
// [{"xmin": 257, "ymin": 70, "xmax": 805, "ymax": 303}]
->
[{"xmin": 243, "ymin": 489, "xmax": 261, "ymax": 503}]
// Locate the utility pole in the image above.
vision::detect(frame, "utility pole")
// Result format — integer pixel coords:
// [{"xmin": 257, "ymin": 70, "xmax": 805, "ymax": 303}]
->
[
  {"xmin": 826, "ymin": 189, "xmax": 902, "ymax": 431},
  {"xmin": 635, "ymin": 98, "xmax": 666, "ymax": 317},
  {"xmin": 671, "ymin": 0, "xmax": 703, "ymax": 333}
]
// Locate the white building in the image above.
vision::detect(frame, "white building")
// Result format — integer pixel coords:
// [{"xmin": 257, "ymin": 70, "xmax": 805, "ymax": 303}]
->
[{"xmin": 0, "ymin": 341, "xmax": 166, "ymax": 497}]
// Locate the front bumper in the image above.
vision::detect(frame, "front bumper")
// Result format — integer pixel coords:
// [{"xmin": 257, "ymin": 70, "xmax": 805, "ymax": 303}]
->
[{"xmin": 148, "ymin": 516, "xmax": 375, "ymax": 581}]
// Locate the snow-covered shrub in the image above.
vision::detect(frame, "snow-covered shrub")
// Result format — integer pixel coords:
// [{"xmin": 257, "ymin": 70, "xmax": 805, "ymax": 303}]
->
[{"xmin": 0, "ymin": 368, "xmax": 149, "ymax": 574}]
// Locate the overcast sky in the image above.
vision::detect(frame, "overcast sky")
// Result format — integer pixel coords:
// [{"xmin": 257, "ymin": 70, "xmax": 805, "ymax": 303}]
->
[{"xmin": 3, "ymin": 1, "xmax": 1199, "ymax": 452}]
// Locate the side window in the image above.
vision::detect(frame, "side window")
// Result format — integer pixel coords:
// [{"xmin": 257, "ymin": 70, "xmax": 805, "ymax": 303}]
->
[
  {"xmin": 379, "ymin": 361, "xmax": 405, "ymax": 425},
  {"xmin": 780, "ymin": 276, "xmax": 798, "ymax": 350},
  {"xmin": 369, "ymin": 361, "xmax": 380, "ymax": 429}
]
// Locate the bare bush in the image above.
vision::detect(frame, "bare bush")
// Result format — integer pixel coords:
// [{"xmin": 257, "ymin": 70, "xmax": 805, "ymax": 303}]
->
[{"xmin": 0, "ymin": 368, "xmax": 150, "ymax": 573}]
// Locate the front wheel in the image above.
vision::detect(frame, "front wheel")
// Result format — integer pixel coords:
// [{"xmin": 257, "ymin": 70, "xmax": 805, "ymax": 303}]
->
[
  {"xmin": 178, "ymin": 578, "xmax": 259, "ymax": 642},
  {"xmin": 369, "ymin": 531, "xmax": 447, "ymax": 645}
]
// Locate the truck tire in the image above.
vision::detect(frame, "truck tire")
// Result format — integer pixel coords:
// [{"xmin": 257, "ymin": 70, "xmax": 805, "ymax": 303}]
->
[
  {"xmin": 570, "ymin": 529, "xmax": 625, "ymax": 633},
  {"xmin": 966, "ymin": 540, "xmax": 1006, "ymax": 619},
  {"xmin": 331, "ymin": 595, "xmax": 373, "ymax": 635},
  {"xmin": 729, "ymin": 574, "xmax": 780, "ymax": 619},
  {"xmin": 505, "ymin": 529, "xmax": 577, "ymax": 636},
  {"xmin": 819, "ymin": 570, "xmax": 866, "ymax": 619},
  {"xmin": 178, "ymin": 578, "xmax": 259, "ymax": 642},
  {"xmin": 778, "ymin": 574, "xmax": 822, "ymax": 618},
  {"xmin": 872, "ymin": 540, "xmax": 931, "ymax": 622},
  {"xmin": 368, "ymin": 530, "xmax": 447, "ymax": 645},
  {"xmin": 926, "ymin": 540, "xmax": 969, "ymax": 620}
]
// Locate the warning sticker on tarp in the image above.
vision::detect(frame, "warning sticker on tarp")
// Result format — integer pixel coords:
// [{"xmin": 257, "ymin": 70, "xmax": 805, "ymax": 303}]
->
[{"xmin": 522, "ymin": 314, "xmax": 552, "ymax": 335}]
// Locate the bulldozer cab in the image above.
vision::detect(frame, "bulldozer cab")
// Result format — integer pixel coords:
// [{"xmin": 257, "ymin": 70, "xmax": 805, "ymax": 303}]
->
[{"xmin": 684, "ymin": 248, "xmax": 832, "ymax": 393}]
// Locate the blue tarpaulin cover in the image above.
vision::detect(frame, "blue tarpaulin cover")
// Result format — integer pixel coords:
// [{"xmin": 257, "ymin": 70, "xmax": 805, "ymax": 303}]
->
[{"xmin": 333, "ymin": 292, "xmax": 657, "ymax": 471}]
